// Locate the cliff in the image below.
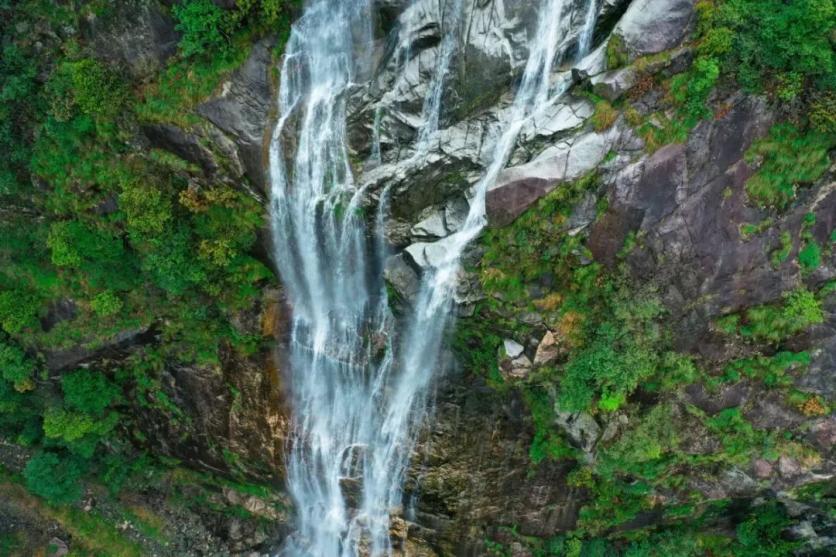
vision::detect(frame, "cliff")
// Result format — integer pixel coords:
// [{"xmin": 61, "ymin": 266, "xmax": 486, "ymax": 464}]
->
[{"xmin": 0, "ymin": 0, "xmax": 833, "ymax": 555}]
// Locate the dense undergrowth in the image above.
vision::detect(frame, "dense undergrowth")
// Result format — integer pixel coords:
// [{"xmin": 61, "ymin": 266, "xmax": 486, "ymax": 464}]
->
[{"xmin": 0, "ymin": 0, "xmax": 297, "ymax": 544}]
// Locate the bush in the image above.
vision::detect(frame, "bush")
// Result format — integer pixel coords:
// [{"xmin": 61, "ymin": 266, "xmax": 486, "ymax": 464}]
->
[
  {"xmin": 0, "ymin": 289, "xmax": 41, "ymax": 335},
  {"xmin": 798, "ymin": 241, "xmax": 822, "ymax": 274},
  {"xmin": 720, "ymin": 288, "xmax": 825, "ymax": 344},
  {"xmin": 0, "ymin": 340, "xmax": 35, "ymax": 392},
  {"xmin": 671, "ymin": 56, "xmax": 720, "ymax": 123},
  {"xmin": 173, "ymin": 0, "xmax": 229, "ymax": 58},
  {"xmin": 89, "ymin": 290, "xmax": 123, "ymax": 318},
  {"xmin": 23, "ymin": 451, "xmax": 85, "ymax": 504},
  {"xmin": 744, "ymin": 124, "xmax": 831, "ymax": 210},
  {"xmin": 591, "ymin": 100, "xmax": 618, "ymax": 131},
  {"xmin": 710, "ymin": 0, "xmax": 835, "ymax": 98},
  {"xmin": 61, "ymin": 369, "xmax": 120, "ymax": 417}
]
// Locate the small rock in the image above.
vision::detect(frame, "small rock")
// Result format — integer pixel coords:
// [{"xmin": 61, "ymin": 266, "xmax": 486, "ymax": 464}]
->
[
  {"xmin": 591, "ymin": 67, "xmax": 638, "ymax": 101},
  {"xmin": 47, "ymin": 538, "xmax": 68, "ymax": 557},
  {"xmin": 498, "ymin": 339, "xmax": 532, "ymax": 379},
  {"xmin": 411, "ymin": 210, "xmax": 448, "ymax": 239},
  {"xmin": 778, "ymin": 455, "xmax": 802, "ymax": 477},
  {"xmin": 752, "ymin": 459, "xmax": 773, "ymax": 479},
  {"xmin": 533, "ymin": 331, "xmax": 562, "ymax": 366},
  {"xmin": 502, "ymin": 339, "xmax": 525, "ymax": 359},
  {"xmin": 384, "ymin": 254, "xmax": 421, "ymax": 302}
]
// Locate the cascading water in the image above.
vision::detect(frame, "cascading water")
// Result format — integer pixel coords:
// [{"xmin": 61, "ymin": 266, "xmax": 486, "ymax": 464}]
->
[{"xmin": 269, "ymin": 1, "xmax": 598, "ymax": 555}]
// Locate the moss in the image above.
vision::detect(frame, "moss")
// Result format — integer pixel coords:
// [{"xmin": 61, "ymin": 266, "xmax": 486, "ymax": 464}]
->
[
  {"xmin": 591, "ymin": 100, "xmax": 619, "ymax": 131},
  {"xmin": 769, "ymin": 231, "xmax": 793, "ymax": 267},
  {"xmin": 738, "ymin": 218, "xmax": 773, "ymax": 241},
  {"xmin": 744, "ymin": 124, "xmax": 833, "ymax": 210},
  {"xmin": 716, "ymin": 288, "xmax": 824, "ymax": 344},
  {"xmin": 606, "ymin": 34, "xmax": 629, "ymax": 70}
]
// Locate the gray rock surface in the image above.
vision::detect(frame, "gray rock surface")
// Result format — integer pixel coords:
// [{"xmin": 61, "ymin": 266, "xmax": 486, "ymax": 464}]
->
[
  {"xmin": 197, "ymin": 37, "xmax": 277, "ymax": 192},
  {"xmin": 613, "ymin": 0, "xmax": 696, "ymax": 58},
  {"xmin": 83, "ymin": 1, "xmax": 179, "ymax": 79}
]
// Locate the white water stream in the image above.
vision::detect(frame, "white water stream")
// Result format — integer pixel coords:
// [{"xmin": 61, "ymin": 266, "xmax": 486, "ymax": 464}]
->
[{"xmin": 269, "ymin": 1, "xmax": 598, "ymax": 555}]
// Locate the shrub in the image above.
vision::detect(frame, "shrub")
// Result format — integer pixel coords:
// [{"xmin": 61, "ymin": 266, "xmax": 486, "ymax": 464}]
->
[
  {"xmin": 0, "ymin": 289, "xmax": 41, "ymax": 334},
  {"xmin": 744, "ymin": 124, "xmax": 832, "ymax": 210},
  {"xmin": 798, "ymin": 241, "xmax": 822, "ymax": 275},
  {"xmin": 591, "ymin": 100, "xmax": 618, "ymax": 131},
  {"xmin": 42, "ymin": 408, "xmax": 119, "ymax": 457},
  {"xmin": 61, "ymin": 369, "xmax": 120, "ymax": 417},
  {"xmin": 90, "ymin": 290, "xmax": 123, "ymax": 318},
  {"xmin": 720, "ymin": 289, "xmax": 825, "ymax": 343},
  {"xmin": 173, "ymin": 0, "xmax": 229, "ymax": 58},
  {"xmin": 735, "ymin": 502, "xmax": 800, "ymax": 556},
  {"xmin": 606, "ymin": 34, "xmax": 629, "ymax": 70},
  {"xmin": 770, "ymin": 231, "xmax": 793, "ymax": 267},
  {"xmin": 0, "ymin": 340, "xmax": 35, "ymax": 392},
  {"xmin": 671, "ymin": 56, "xmax": 720, "ymax": 123},
  {"xmin": 724, "ymin": 351, "xmax": 810, "ymax": 387},
  {"xmin": 713, "ymin": 0, "xmax": 835, "ymax": 98},
  {"xmin": 809, "ymin": 92, "xmax": 836, "ymax": 134},
  {"xmin": 23, "ymin": 451, "xmax": 85, "ymax": 504}
]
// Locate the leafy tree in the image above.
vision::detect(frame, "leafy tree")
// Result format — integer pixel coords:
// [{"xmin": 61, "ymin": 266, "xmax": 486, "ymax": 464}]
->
[
  {"xmin": 173, "ymin": 0, "xmax": 229, "ymax": 58},
  {"xmin": 706, "ymin": 0, "xmax": 835, "ymax": 98},
  {"xmin": 61, "ymin": 369, "xmax": 120, "ymax": 417},
  {"xmin": 23, "ymin": 451, "xmax": 86, "ymax": 504},
  {"xmin": 0, "ymin": 338, "xmax": 35, "ymax": 392},
  {"xmin": 90, "ymin": 290, "xmax": 123, "ymax": 318}
]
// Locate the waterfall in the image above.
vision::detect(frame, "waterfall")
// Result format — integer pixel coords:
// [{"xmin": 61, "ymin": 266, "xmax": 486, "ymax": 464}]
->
[{"xmin": 268, "ymin": 1, "xmax": 598, "ymax": 555}]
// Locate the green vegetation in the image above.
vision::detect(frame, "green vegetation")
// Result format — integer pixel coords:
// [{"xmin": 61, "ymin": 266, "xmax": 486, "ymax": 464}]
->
[
  {"xmin": 606, "ymin": 34, "xmax": 629, "ymax": 70},
  {"xmin": 23, "ymin": 451, "xmax": 86, "ymax": 504},
  {"xmin": 591, "ymin": 99, "xmax": 619, "ymax": 131},
  {"xmin": 715, "ymin": 288, "xmax": 824, "ymax": 343},
  {"xmin": 0, "ymin": 0, "xmax": 297, "ymax": 517},
  {"xmin": 770, "ymin": 231, "xmax": 793, "ymax": 267},
  {"xmin": 744, "ymin": 124, "xmax": 832, "ymax": 210},
  {"xmin": 698, "ymin": 0, "xmax": 834, "ymax": 100},
  {"xmin": 723, "ymin": 351, "xmax": 810, "ymax": 387}
]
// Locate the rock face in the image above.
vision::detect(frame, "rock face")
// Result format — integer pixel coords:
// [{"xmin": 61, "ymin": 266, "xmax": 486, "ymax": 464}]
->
[
  {"xmin": 133, "ymin": 291, "xmax": 290, "ymax": 482},
  {"xmin": 197, "ymin": 37, "xmax": 277, "ymax": 192},
  {"xmin": 588, "ymin": 94, "xmax": 835, "ymax": 348},
  {"xmin": 613, "ymin": 0, "xmax": 696, "ymax": 58},
  {"xmin": 406, "ymin": 370, "xmax": 582, "ymax": 554},
  {"xmin": 82, "ymin": 1, "xmax": 179, "ymax": 79}
]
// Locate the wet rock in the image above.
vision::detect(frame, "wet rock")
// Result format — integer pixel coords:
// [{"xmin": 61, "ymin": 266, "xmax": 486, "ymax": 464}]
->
[
  {"xmin": 808, "ymin": 417, "xmax": 836, "ymax": 451},
  {"xmin": 48, "ymin": 538, "xmax": 69, "ymax": 557},
  {"xmin": 82, "ymin": 0, "xmax": 179, "ymax": 80},
  {"xmin": 385, "ymin": 253, "xmax": 421, "ymax": 302},
  {"xmin": 197, "ymin": 37, "xmax": 277, "ymax": 191},
  {"xmin": 567, "ymin": 192, "xmax": 599, "ymax": 235},
  {"xmin": 779, "ymin": 456, "xmax": 803, "ymax": 478},
  {"xmin": 613, "ymin": 0, "xmax": 696, "ymax": 59},
  {"xmin": 572, "ymin": 42, "xmax": 608, "ymax": 80},
  {"xmin": 411, "ymin": 210, "xmax": 448, "ymax": 239},
  {"xmin": 142, "ymin": 123, "xmax": 220, "ymax": 176},
  {"xmin": 683, "ymin": 382, "xmax": 750, "ymax": 415},
  {"xmin": 487, "ymin": 128, "xmax": 617, "ymax": 226}
]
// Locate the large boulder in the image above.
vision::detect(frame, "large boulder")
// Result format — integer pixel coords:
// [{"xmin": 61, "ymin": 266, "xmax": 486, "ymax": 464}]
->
[
  {"xmin": 613, "ymin": 0, "xmax": 696, "ymax": 59},
  {"xmin": 486, "ymin": 126, "xmax": 619, "ymax": 226}
]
